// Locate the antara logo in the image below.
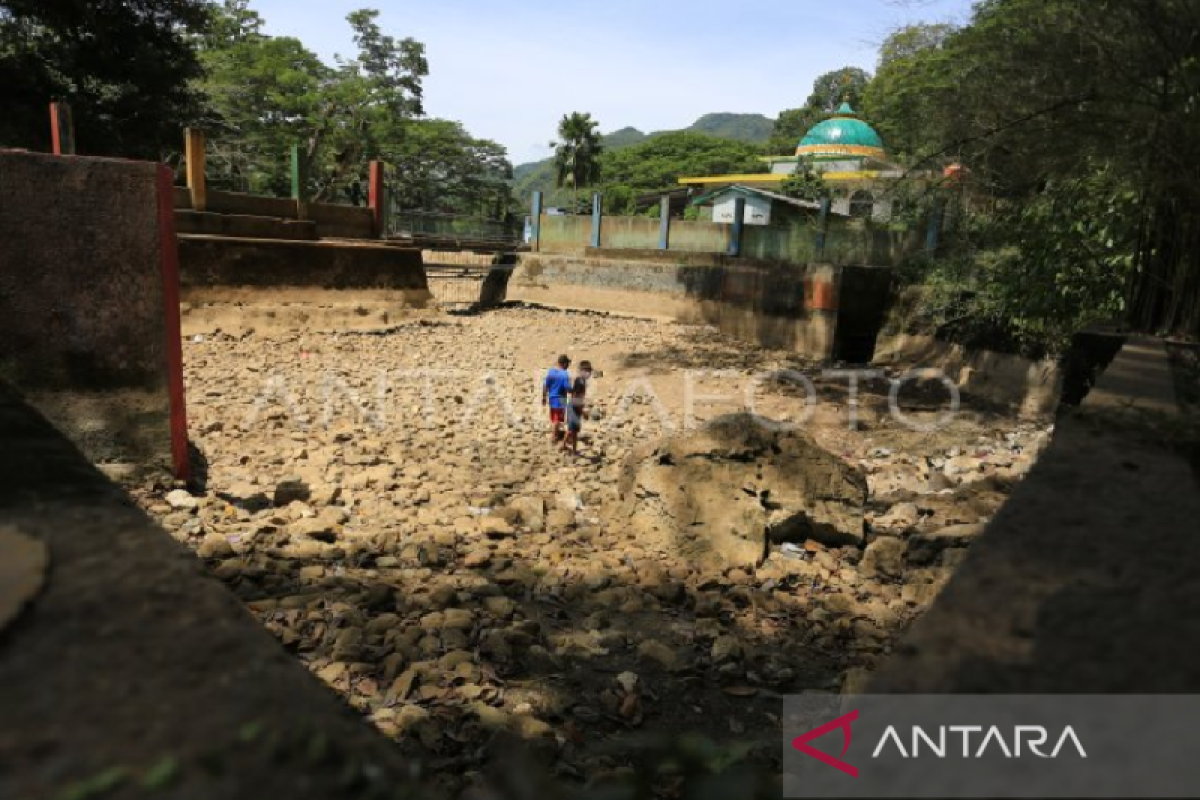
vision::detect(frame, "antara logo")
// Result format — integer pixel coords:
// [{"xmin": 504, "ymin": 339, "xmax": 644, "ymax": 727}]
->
[
  {"xmin": 792, "ymin": 710, "xmax": 860, "ymax": 778},
  {"xmin": 792, "ymin": 711, "xmax": 1088, "ymax": 777},
  {"xmin": 872, "ymin": 725, "xmax": 1088, "ymax": 759}
]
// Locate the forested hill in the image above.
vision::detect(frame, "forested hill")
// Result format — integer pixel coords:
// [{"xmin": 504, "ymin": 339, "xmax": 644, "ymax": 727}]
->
[{"xmin": 513, "ymin": 112, "xmax": 773, "ymax": 192}]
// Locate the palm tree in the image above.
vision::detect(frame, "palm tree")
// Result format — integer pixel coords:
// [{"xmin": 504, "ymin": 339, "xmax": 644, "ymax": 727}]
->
[{"xmin": 550, "ymin": 112, "xmax": 603, "ymax": 212}]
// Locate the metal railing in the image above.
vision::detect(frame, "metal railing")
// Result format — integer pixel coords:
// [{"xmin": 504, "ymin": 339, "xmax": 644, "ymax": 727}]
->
[{"xmin": 387, "ymin": 209, "xmax": 523, "ymax": 249}]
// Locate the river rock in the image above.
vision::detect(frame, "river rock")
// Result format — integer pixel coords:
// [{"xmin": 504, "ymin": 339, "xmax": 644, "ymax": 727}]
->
[{"xmin": 618, "ymin": 413, "xmax": 867, "ymax": 569}]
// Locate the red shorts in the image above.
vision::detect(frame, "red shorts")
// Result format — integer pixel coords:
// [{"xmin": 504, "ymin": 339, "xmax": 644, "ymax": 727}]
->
[{"xmin": 549, "ymin": 407, "xmax": 565, "ymax": 424}]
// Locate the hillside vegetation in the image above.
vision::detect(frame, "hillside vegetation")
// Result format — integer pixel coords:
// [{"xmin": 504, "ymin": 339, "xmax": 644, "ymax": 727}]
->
[{"xmin": 514, "ymin": 112, "xmax": 773, "ymax": 206}]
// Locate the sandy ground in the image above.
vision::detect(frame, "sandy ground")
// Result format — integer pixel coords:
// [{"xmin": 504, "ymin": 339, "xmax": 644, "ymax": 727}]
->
[{"xmin": 135, "ymin": 306, "xmax": 1051, "ymax": 795}]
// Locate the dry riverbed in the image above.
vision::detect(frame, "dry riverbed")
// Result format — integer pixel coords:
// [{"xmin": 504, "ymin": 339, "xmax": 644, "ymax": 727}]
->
[{"xmin": 135, "ymin": 306, "xmax": 1051, "ymax": 795}]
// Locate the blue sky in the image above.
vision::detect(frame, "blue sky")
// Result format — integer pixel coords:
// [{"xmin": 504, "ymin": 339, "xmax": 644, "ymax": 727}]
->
[{"xmin": 250, "ymin": 0, "xmax": 974, "ymax": 165}]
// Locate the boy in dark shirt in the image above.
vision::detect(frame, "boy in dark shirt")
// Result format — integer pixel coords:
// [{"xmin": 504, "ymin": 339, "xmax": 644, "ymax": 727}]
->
[{"xmin": 562, "ymin": 360, "xmax": 593, "ymax": 455}]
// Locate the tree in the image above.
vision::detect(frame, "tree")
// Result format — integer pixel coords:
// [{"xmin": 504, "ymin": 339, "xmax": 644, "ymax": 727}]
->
[
  {"xmin": 860, "ymin": 23, "xmax": 960, "ymax": 164},
  {"xmin": 199, "ymin": 6, "xmax": 428, "ymax": 201},
  {"xmin": 386, "ymin": 119, "xmax": 513, "ymax": 216},
  {"xmin": 599, "ymin": 132, "xmax": 766, "ymax": 214},
  {"xmin": 198, "ymin": 29, "xmax": 327, "ymax": 194},
  {"xmin": 303, "ymin": 9, "xmax": 428, "ymax": 201},
  {"xmin": 767, "ymin": 66, "xmax": 872, "ymax": 154},
  {"xmin": 201, "ymin": 0, "xmax": 263, "ymax": 47},
  {"xmin": 779, "ymin": 160, "xmax": 830, "ymax": 203},
  {"xmin": 0, "ymin": 0, "xmax": 211, "ymax": 156},
  {"xmin": 550, "ymin": 112, "xmax": 603, "ymax": 210},
  {"xmin": 878, "ymin": 23, "xmax": 955, "ymax": 67},
  {"xmin": 872, "ymin": 0, "xmax": 1200, "ymax": 346},
  {"xmin": 807, "ymin": 66, "xmax": 871, "ymax": 114}
]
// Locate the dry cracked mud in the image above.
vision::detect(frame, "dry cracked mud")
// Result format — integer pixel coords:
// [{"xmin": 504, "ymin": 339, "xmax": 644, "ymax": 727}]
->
[{"xmin": 135, "ymin": 305, "xmax": 1051, "ymax": 795}]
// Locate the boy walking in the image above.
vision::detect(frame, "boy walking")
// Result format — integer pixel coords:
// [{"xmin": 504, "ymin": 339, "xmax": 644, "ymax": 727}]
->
[
  {"xmin": 542, "ymin": 355, "xmax": 571, "ymax": 441},
  {"xmin": 562, "ymin": 360, "xmax": 593, "ymax": 455}
]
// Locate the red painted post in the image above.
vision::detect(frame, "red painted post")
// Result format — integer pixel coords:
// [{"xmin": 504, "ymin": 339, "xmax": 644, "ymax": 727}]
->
[
  {"xmin": 368, "ymin": 160, "xmax": 387, "ymax": 238},
  {"xmin": 49, "ymin": 102, "xmax": 75, "ymax": 155},
  {"xmin": 156, "ymin": 165, "xmax": 190, "ymax": 482}
]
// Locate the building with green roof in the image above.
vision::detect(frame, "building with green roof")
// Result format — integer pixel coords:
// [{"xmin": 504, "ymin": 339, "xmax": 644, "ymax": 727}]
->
[{"xmin": 679, "ymin": 102, "xmax": 927, "ymax": 222}]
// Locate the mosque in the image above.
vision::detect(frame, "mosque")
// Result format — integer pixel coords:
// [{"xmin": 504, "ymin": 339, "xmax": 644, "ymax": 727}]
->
[{"xmin": 679, "ymin": 102, "xmax": 919, "ymax": 222}]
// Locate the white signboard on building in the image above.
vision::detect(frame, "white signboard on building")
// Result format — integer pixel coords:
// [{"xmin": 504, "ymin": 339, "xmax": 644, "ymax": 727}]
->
[{"xmin": 713, "ymin": 194, "xmax": 772, "ymax": 226}]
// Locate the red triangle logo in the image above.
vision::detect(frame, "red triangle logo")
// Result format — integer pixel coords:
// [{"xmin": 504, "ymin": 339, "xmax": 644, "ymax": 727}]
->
[{"xmin": 792, "ymin": 709, "xmax": 860, "ymax": 778}]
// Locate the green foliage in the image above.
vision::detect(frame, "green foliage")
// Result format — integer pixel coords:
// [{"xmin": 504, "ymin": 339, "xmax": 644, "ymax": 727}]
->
[
  {"xmin": 872, "ymin": 0, "xmax": 1200, "ymax": 345},
  {"xmin": 514, "ymin": 113, "xmax": 774, "ymax": 204},
  {"xmin": 906, "ymin": 168, "xmax": 1140, "ymax": 355},
  {"xmin": 198, "ymin": 33, "xmax": 327, "ymax": 194},
  {"xmin": 0, "ymin": 0, "xmax": 211, "ymax": 156},
  {"xmin": 767, "ymin": 66, "xmax": 871, "ymax": 154},
  {"xmin": 860, "ymin": 25, "xmax": 959, "ymax": 164},
  {"xmin": 550, "ymin": 111, "xmax": 604, "ymax": 206},
  {"xmin": 195, "ymin": 4, "xmax": 512, "ymax": 215},
  {"xmin": 779, "ymin": 160, "xmax": 829, "ymax": 202},
  {"xmin": 387, "ymin": 119, "xmax": 512, "ymax": 215},
  {"xmin": 599, "ymin": 132, "xmax": 766, "ymax": 214}
]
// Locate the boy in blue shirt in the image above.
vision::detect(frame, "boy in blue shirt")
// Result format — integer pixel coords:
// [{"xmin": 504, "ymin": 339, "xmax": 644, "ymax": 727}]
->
[{"xmin": 542, "ymin": 355, "xmax": 571, "ymax": 442}]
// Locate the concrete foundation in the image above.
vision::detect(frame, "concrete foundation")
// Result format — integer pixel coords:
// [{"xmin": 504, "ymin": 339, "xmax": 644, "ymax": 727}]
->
[{"xmin": 178, "ymin": 235, "xmax": 433, "ymax": 335}]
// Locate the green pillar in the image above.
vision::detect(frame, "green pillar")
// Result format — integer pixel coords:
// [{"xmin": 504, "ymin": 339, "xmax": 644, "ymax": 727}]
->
[{"xmin": 291, "ymin": 145, "xmax": 307, "ymax": 220}]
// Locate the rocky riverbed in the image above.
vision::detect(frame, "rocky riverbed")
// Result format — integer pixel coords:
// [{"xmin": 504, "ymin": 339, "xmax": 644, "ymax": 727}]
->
[{"xmin": 134, "ymin": 306, "xmax": 1052, "ymax": 794}]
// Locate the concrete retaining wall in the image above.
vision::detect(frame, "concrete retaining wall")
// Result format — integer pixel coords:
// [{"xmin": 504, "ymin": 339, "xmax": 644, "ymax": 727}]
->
[
  {"xmin": 178, "ymin": 235, "xmax": 433, "ymax": 335},
  {"xmin": 174, "ymin": 187, "xmax": 375, "ymax": 240},
  {"xmin": 0, "ymin": 150, "xmax": 187, "ymax": 477},
  {"xmin": 505, "ymin": 250, "xmax": 891, "ymax": 359},
  {"xmin": 873, "ymin": 334, "xmax": 1063, "ymax": 418}
]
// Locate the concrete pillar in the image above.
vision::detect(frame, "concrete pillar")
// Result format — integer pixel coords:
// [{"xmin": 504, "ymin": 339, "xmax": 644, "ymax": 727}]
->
[
  {"xmin": 184, "ymin": 128, "xmax": 207, "ymax": 213},
  {"xmin": 368, "ymin": 160, "xmax": 387, "ymax": 237},
  {"xmin": 816, "ymin": 197, "xmax": 831, "ymax": 261},
  {"xmin": 728, "ymin": 197, "xmax": 745, "ymax": 257},
  {"xmin": 49, "ymin": 102, "xmax": 75, "ymax": 155},
  {"xmin": 590, "ymin": 192, "xmax": 603, "ymax": 248},
  {"xmin": 658, "ymin": 195, "xmax": 671, "ymax": 250},
  {"xmin": 530, "ymin": 192, "xmax": 543, "ymax": 252}
]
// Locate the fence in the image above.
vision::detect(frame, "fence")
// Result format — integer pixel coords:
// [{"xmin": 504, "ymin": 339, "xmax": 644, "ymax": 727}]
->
[
  {"xmin": 176, "ymin": 129, "xmax": 382, "ymax": 240},
  {"xmin": 529, "ymin": 191, "xmax": 929, "ymax": 267},
  {"xmin": 389, "ymin": 209, "xmax": 521, "ymax": 248}
]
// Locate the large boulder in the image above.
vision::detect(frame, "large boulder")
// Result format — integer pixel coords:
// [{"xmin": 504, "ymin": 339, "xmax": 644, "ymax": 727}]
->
[{"xmin": 617, "ymin": 414, "xmax": 867, "ymax": 570}]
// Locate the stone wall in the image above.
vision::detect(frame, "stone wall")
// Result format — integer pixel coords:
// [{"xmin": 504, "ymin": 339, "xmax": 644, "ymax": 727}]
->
[
  {"xmin": 0, "ymin": 150, "xmax": 186, "ymax": 477},
  {"xmin": 178, "ymin": 236, "xmax": 433, "ymax": 335}
]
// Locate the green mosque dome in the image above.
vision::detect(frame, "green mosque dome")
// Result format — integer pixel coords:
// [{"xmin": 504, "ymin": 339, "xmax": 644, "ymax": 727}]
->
[{"xmin": 796, "ymin": 102, "xmax": 886, "ymax": 160}]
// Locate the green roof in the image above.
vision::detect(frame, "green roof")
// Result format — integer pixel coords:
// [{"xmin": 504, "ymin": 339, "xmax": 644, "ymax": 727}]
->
[{"xmin": 798, "ymin": 103, "xmax": 885, "ymax": 152}]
